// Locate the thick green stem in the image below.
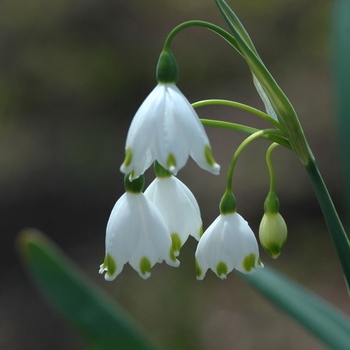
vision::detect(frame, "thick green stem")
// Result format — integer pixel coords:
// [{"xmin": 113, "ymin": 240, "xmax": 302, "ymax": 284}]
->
[{"xmin": 306, "ymin": 160, "xmax": 350, "ymax": 290}]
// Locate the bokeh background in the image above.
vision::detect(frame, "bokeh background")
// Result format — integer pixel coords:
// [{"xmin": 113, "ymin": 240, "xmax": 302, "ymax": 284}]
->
[{"xmin": 1, "ymin": 0, "xmax": 350, "ymax": 349}]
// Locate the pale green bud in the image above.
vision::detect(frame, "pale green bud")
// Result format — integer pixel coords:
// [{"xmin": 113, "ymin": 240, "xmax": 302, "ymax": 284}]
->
[{"xmin": 259, "ymin": 212, "xmax": 287, "ymax": 258}]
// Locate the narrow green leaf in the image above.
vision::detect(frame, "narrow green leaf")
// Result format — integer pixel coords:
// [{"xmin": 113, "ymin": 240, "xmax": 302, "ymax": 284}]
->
[
  {"xmin": 305, "ymin": 161, "xmax": 350, "ymax": 290},
  {"xmin": 332, "ymin": 0, "xmax": 350, "ymax": 226},
  {"xmin": 242, "ymin": 266, "xmax": 350, "ymax": 350},
  {"xmin": 16, "ymin": 229, "xmax": 159, "ymax": 350}
]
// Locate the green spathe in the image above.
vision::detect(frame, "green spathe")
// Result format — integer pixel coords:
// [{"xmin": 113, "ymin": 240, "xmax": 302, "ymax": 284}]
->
[{"xmin": 156, "ymin": 50, "xmax": 179, "ymax": 83}]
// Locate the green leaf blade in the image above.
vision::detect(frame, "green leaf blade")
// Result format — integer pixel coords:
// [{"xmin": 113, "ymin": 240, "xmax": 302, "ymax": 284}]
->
[
  {"xmin": 17, "ymin": 229, "xmax": 159, "ymax": 350},
  {"xmin": 243, "ymin": 266, "xmax": 350, "ymax": 350}
]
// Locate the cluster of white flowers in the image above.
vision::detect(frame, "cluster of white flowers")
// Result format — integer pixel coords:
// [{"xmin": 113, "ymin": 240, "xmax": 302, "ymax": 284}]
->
[{"xmin": 99, "ymin": 77, "xmax": 264, "ymax": 280}]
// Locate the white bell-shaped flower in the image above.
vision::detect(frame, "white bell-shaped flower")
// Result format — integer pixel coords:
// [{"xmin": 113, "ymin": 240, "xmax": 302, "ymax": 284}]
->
[
  {"xmin": 99, "ymin": 175, "xmax": 179, "ymax": 280},
  {"xmin": 195, "ymin": 212, "xmax": 263, "ymax": 280},
  {"xmin": 120, "ymin": 82, "xmax": 220, "ymax": 179},
  {"xmin": 195, "ymin": 191, "xmax": 263, "ymax": 280},
  {"xmin": 144, "ymin": 162, "xmax": 203, "ymax": 256}
]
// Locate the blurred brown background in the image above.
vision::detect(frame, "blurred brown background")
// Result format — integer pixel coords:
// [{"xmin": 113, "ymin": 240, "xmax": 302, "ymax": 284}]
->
[{"xmin": 1, "ymin": 0, "xmax": 349, "ymax": 349}]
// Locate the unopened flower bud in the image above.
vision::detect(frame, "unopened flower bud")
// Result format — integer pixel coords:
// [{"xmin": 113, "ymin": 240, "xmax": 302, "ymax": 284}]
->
[
  {"xmin": 259, "ymin": 192, "xmax": 287, "ymax": 258},
  {"xmin": 259, "ymin": 211, "xmax": 287, "ymax": 259}
]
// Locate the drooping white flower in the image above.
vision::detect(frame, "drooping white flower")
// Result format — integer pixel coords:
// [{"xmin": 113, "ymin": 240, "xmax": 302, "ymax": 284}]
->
[
  {"xmin": 120, "ymin": 83, "xmax": 220, "ymax": 179},
  {"xmin": 99, "ymin": 175, "xmax": 179, "ymax": 280},
  {"xmin": 195, "ymin": 212, "xmax": 263, "ymax": 280},
  {"xmin": 144, "ymin": 165, "xmax": 203, "ymax": 256}
]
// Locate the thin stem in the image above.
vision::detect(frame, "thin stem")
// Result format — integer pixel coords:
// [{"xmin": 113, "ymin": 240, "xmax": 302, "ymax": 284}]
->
[
  {"xmin": 226, "ymin": 130, "xmax": 265, "ymax": 192},
  {"xmin": 193, "ymin": 99, "xmax": 281, "ymax": 129},
  {"xmin": 163, "ymin": 20, "xmax": 242, "ymax": 55},
  {"xmin": 200, "ymin": 119, "xmax": 291, "ymax": 150},
  {"xmin": 266, "ymin": 143, "xmax": 279, "ymax": 193},
  {"xmin": 305, "ymin": 160, "xmax": 350, "ymax": 291}
]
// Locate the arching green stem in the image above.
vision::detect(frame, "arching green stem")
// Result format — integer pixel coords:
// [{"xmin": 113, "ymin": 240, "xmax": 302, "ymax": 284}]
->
[
  {"xmin": 163, "ymin": 20, "xmax": 241, "ymax": 54},
  {"xmin": 266, "ymin": 143, "xmax": 279, "ymax": 194},
  {"xmin": 226, "ymin": 130, "xmax": 266, "ymax": 192},
  {"xmin": 200, "ymin": 119, "xmax": 291, "ymax": 150},
  {"xmin": 193, "ymin": 99, "xmax": 281, "ymax": 129}
]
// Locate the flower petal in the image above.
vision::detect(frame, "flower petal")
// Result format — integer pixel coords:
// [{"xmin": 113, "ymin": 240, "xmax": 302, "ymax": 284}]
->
[
  {"xmin": 225, "ymin": 213, "xmax": 262, "ymax": 274},
  {"xmin": 195, "ymin": 212, "xmax": 262, "ymax": 280},
  {"xmin": 145, "ymin": 176, "xmax": 202, "ymax": 256},
  {"xmin": 101, "ymin": 193, "xmax": 141, "ymax": 280},
  {"xmin": 120, "ymin": 83, "xmax": 220, "ymax": 177},
  {"xmin": 100, "ymin": 192, "xmax": 179, "ymax": 280}
]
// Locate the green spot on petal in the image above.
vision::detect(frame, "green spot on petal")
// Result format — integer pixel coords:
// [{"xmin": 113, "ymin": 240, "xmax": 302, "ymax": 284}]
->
[
  {"xmin": 104, "ymin": 253, "xmax": 117, "ymax": 277},
  {"xmin": 204, "ymin": 145, "xmax": 216, "ymax": 166},
  {"xmin": 166, "ymin": 153, "xmax": 176, "ymax": 170},
  {"xmin": 171, "ymin": 233, "xmax": 182, "ymax": 254},
  {"xmin": 216, "ymin": 262, "xmax": 228, "ymax": 277},
  {"xmin": 195, "ymin": 259, "xmax": 202, "ymax": 278},
  {"xmin": 199, "ymin": 225, "xmax": 203, "ymax": 238},
  {"xmin": 123, "ymin": 147, "xmax": 132, "ymax": 167},
  {"xmin": 169, "ymin": 247, "xmax": 177, "ymax": 262},
  {"xmin": 258, "ymin": 257, "xmax": 263, "ymax": 266},
  {"xmin": 140, "ymin": 257, "xmax": 151, "ymax": 276},
  {"xmin": 243, "ymin": 253, "xmax": 256, "ymax": 272}
]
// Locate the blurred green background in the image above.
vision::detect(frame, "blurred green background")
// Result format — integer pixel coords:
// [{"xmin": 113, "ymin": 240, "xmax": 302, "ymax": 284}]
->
[{"xmin": 1, "ymin": 0, "xmax": 349, "ymax": 349}]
